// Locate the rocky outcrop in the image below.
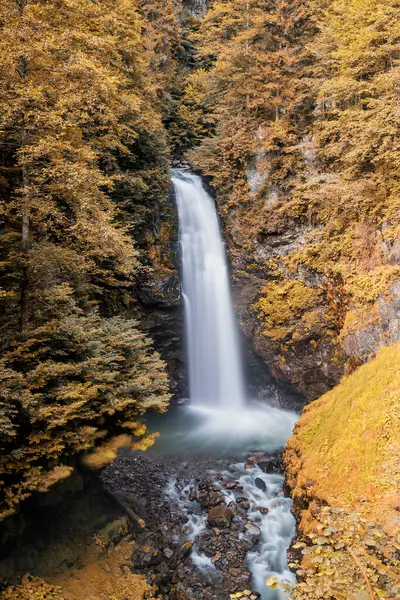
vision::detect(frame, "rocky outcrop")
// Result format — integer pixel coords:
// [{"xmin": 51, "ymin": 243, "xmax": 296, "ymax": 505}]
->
[
  {"xmin": 219, "ymin": 143, "xmax": 400, "ymax": 399},
  {"xmin": 341, "ymin": 281, "xmax": 400, "ymax": 362},
  {"xmin": 182, "ymin": 0, "xmax": 209, "ymax": 17},
  {"xmin": 229, "ymin": 218, "xmax": 343, "ymax": 400},
  {"xmin": 134, "ymin": 186, "xmax": 186, "ymax": 398}
]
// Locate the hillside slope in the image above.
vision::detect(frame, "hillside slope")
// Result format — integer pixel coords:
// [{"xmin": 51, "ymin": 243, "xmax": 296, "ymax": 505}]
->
[{"xmin": 284, "ymin": 343, "xmax": 400, "ymax": 599}]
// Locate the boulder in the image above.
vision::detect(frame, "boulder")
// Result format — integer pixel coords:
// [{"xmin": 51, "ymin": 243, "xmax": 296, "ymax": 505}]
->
[{"xmin": 207, "ymin": 506, "xmax": 233, "ymax": 528}]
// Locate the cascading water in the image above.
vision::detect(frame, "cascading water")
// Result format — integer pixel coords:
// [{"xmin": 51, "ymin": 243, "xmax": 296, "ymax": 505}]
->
[
  {"xmin": 157, "ymin": 171, "xmax": 298, "ymax": 456},
  {"xmin": 172, "ymin": 172, "xmax": 245, "ymax": 408}
]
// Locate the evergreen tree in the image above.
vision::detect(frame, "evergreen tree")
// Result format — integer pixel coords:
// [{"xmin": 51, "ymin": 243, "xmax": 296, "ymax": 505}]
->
[{"xmin": 0, "ymin": 311, "xmax": 169, "ymax": 520}]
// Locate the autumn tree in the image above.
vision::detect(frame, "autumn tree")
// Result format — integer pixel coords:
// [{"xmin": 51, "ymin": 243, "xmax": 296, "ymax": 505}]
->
[
  {"xmin": 0, "ymin": 0, "xmax": 172, "ymax": 517},
  {"xmin": 0, "ymin": 0, "xmax": 171, "ymax": 333},
  {"xmin": 0, "ymin": 309, "xmax": 170, "ymax": 520},
  {"xmin": 186, "ymin": 0, "xmax": 313, "ymax": 206}
]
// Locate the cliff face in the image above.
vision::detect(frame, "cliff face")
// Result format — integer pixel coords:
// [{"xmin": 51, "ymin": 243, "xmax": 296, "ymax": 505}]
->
[
  {"xmin": 182, "ymin": 0, "xmax": 209, "ymax": 17},
  {"xmin": 225, "ymin": 151, "xmax": 400, "ymax": 400},
  {"xmin": 133, "ymin": 187, "xmax": 186, "ymax": 398},
  {"xmin": 225, "ymin": 145, "xmax": 400, "ymax": 400}
]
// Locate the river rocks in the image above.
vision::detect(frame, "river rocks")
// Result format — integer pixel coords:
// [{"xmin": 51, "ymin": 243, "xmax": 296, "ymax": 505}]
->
[
  {"xmin": 254, "ymin": 478, "xmax": 267, "ymax": 492},
  {"xmin": 236, "ymin": 498, "xmax": 250, "ymax": 510},
  {"xmin": 101, "ymin": 454, "xmax": 288, "ymax": 600},
  {"xmin": 207, "ymin": 506, "xmax": 233, "ymax": 528},
  {"xmin": 199, "ymin": 482, "xmax": 224, "ymax": 509},
  {"xmin": 164, "ymin": 547, "xmax": 174, "ymax": 559},
  {"xmin": 224, "ymin": 482, "xmax": 238, "ymax": 490},
  {"xmin": 245, "ymin": 524, "xmax": 261, "ymax": 540},
  {"xmin": 257, "ymin": 507, "xmax": 269, "ymax": 515}
]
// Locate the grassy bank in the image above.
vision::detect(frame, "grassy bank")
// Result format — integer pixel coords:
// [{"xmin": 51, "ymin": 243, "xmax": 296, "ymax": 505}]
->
[{"xmin": 284, "ymin": 343, "xmax": 400, "ymax": 599}]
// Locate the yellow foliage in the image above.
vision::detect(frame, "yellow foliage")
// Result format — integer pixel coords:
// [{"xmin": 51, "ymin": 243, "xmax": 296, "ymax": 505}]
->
[
  {"xmin": 255, "ymin": 281, "xmax": 322, "ymax": 342},
  {"xmin": 285, "ymin": 343, "xmax": 400, "ymax": 509},
  {"xmin": 82, "ymin": 435, "xmax": 132, "ymax": 470},
  {"xmin": 285, "ymin": 343, "xmax": 400, "ymax": 599},
  {"xmin": 2, "ymin": 576, "xmax": 66, "ymax": 600},
  {"xmin": 0, "ymin": 315, "xmax": 170, "ymax": 519}
]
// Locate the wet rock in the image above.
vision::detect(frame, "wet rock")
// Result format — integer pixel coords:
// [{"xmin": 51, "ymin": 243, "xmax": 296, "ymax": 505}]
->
[
  {"xmin": 207, "ymin": 506, "xmax": 233, "ymax": 528},
  {"xmin": 245, "ymin": 523, "xmax": 261, "ymax": 539},
  {"xmin": 212, "ymin": 528, "xmax": 221, "ymax": 536},
  {"xmin": 134, "ymin": 544, "xmax": 162, "ymax": 569},
  {"xmin": 211, "ymin": 552, "xmax": 222, "ymax": 564},
  {"xmin": 256, "ymin": 452, "xmax": 282, "ymax": 474},
  {"xmin": 257, "ymin": 507, "xmax": 269, "ymax": 515},
  {"xmin": 199, "ymin": 482, "xmax": 224, "ymax": 509},
  {"xmin": 179, "ymin": 540, "xmax": 194, "ymax": 557},
  {"xmin": 224, "ymin": 482, "xmax": 238, "ymax": 489},
  {"xmin": 237, "ymin": 498, "xmax": 250, "ymax": 510},
  {"xmin": 254, "ymin": 478, "xmax": 267, "ymax": 492},
  {"xmin": 248, "ymin": 455, "xmax": 264, "ymax": 463},
  {"xmin": 188, "ymin": 487, "xmax": 198, "ymax": 502}
]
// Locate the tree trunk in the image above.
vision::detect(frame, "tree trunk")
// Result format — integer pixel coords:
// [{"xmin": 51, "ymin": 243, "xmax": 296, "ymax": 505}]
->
[
  {"xmin": 18, "ymin": 52, "xmax": 30, "ymax": 332},
  {"xmin": 20, "ymin": 193, "xmax": 30, "ymax": 332}
]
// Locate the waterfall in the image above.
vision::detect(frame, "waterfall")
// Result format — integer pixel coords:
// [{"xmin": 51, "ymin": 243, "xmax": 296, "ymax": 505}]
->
[{"xmin": 172, "ymin": 172, "xmax": 245, "ymax": 409}]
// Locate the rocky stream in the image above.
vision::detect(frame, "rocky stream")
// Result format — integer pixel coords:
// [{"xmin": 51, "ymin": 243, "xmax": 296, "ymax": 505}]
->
[{"xmin": 102, "ymin": 449, "xmax": 295, "ymax": 600}]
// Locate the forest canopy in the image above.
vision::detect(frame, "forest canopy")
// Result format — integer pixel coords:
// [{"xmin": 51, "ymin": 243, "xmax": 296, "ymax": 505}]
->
[{"xmin": 0, "ymin": 0, "xmax": 181, "ymax": 519}]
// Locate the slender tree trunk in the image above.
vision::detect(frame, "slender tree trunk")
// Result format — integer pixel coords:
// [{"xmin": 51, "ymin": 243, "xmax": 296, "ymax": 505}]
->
[
  {"xmin": 20, "ymin": 153, "xmax": 30, "ymax": 332},
  {"xmin": 18, "ymin": 52, "xmax": 30, "ymax": 332}
]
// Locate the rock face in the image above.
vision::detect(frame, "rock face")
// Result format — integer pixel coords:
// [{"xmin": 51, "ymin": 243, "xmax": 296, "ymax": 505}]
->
[
  {"xmin": 230, "ymin": 230, "xmax": 343, "ymax": 400},
  {"xmin": 341, "ymin": 281, "xmax": 400, "ymax": 360},
  {"xmin": 134, "ymin": 186, "xmax": 187, "ymax": 398},
  {"xmin": 218, "ymin": 147, "xmax": 400, "ymax": 400}
]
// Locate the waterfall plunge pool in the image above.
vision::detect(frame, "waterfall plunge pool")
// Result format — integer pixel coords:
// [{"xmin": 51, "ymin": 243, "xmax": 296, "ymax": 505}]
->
[{"xmin": 144, "ymin": 400, "xmax": 298, "ymax": 457}]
